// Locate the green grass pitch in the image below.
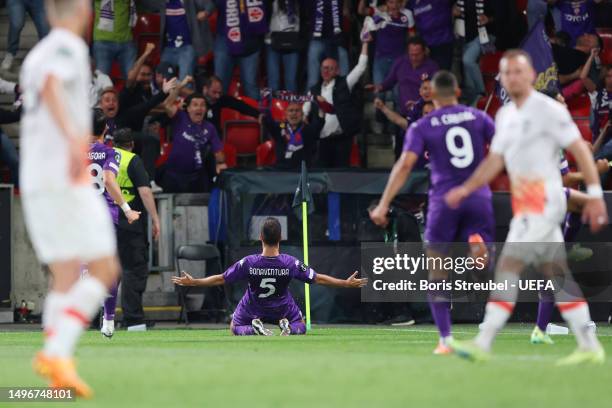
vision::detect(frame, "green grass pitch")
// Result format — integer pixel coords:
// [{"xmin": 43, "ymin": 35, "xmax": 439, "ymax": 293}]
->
[{"xmin": 1, "ymin": 324, "xmax": 611, "ymax": 407}]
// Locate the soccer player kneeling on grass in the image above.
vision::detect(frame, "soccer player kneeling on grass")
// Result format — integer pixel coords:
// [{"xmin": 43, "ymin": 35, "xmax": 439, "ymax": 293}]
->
[{"xmin": 172, "ymin": 217, "xmax": 367, "ymax": 335}]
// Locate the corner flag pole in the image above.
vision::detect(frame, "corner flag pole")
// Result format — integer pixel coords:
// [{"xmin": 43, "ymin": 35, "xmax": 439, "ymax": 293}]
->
[
  {"xmin": 293, "ymin": 161, "xmax": 313, "ymax": 331},
  {"xmin": 302, "ymin": 199, "xmax": 311, "ymax": 330}
]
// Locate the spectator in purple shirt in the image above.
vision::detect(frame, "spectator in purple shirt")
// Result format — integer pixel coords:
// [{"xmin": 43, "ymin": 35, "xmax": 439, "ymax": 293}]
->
[
  {"xmin": 360, "ymin": 0, "xmax": 415, "ymax": 128},
  {"xmin": 368, "ymin": 36, "xmax": 438, "ymax": 116},
  {"xmin": 550, "ymin": 0, "xmax": 603, "ymax": 47},
  {"xmin": 367, "ymin": 36, "xmax": 438, "ymax": 158},
  {"xmin": 405, "ymin": 0, "xmax": 455, "ymax": 70},
  {"xmin": 160, "ymin": 87, "xmax": 226, "ymax": 193}
]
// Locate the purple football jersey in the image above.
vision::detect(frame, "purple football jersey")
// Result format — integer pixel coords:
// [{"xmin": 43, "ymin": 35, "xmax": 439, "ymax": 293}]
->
[
  {"xmin": 223, "ymin": 253, "xmax": 316, "ymax": 318},
  {"xmin": 403, "ymin": 104, "xmax": 495, "ymax": 200},
  {"xmin": 555, "ymin": 0, "xmax": 596, "ymax": 46},
  {"xmin": 406, "ymin": 0, "xmax": 454, "ymax": 47},
  {"xmin": 88, "ymin": 142, "xmax": 120, "ymax": 224}
]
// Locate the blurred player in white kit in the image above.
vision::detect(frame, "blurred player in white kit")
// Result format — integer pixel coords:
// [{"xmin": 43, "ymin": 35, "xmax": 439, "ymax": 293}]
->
[
  {"xmin": 20, "ymin": 0, "xmax": 120, "ymax": 398},
  {"xmin": 445, "ymin": 49, "xmax": 607, "ymax": 365}
]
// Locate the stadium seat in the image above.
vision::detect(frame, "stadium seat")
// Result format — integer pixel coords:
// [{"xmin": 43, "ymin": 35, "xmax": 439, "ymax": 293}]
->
[
  {"xmin": 175, "ymin": 244, "xmax": 225, "ymax": 324},
  {"xmin": 350, "ymin": 140, "xmax": 361, "ymax": 167},
  {"xmin": 133, "ymin": 13, "xmax": 161, "ymax": 38},
  {"xmin": 567, "ymin": 93, "xmax": 591, "ymax": 118},
  {"xmin": 490, "ymin": 173, "xmax": 510, "ymax": 191},
  {"xmin": 110, "ymin": 62, "xmax": 125, "ymax": 90},
  {"xmin": 224, "ymin": 121, "xmax": 262, "ymax": 156},
  {"xmin": 256, "ymin": 140, "xmax": 276, "ymax": 167},
  {"xmin": 479, "ymin": 53, "xmax": 502, "ymax": 94},
  {"xmin": 477, "ymin": 94, "xmax": 503, "ymax": 118},
  {"xmin": 597, "ymin": 28, "xmax": 612, "ymax": 65},
  {"xmin": 574, "ymin": 118, "xmax": 593, "ymax": 142},
  {"xmin": 270, "ymin": 99, "xmax": 289, "ymax": 122},
  {"xmin": 219, "ymin": 108, "xmax": 242, "ymax": 137},
  {"xmin": 223, "ymin": 143, "xmax": 238, "ymax": 168}
]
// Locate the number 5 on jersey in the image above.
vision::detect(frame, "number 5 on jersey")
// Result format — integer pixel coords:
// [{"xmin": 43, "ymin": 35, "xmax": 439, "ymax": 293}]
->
[{"xmin": 259, "ymin": 278, "xmax": 276, "ymax": 298}]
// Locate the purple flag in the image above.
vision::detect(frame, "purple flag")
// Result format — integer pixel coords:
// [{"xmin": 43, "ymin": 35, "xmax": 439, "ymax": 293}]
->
[{"xmin": 496, "ymin": 20, "xmax": 559, "ymax": 105}]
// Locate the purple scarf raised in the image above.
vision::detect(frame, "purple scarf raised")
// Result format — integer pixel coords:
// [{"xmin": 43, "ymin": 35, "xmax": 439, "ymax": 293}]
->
[
  {"xmin": 221, "ymin": 0, "xmax": 268, "ymax": 55},
  {"xmin": 313, "ymin": 0, "xmax": 342, "ymax": 38}
]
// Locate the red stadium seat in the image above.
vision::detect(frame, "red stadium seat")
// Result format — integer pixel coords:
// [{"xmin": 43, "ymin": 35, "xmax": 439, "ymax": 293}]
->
[
  {"xmin": 480, "ymin": 52, "xmax": 503, "ymax": 76},
  {"xmin": 597, "ymin": 28, "xmax": 612, "ymax": 65},
  {"xmin": 477, "ymin": 94, "xmax": 503, "ymax": 118},
  {"xmin": 350, "ymin": 140, "xmax": 361, "ymax": 167},
  {"xmin": 567, "ymin": 93, "xmax": 591, "ymax": 118},
  {"xmin": 133, "ymin": 14, "xmax": 162, "ymax": 66},
  {"xmin": 490, "ymin": 173, "xmax": 510, "ymax": 192},
  {"xmin": 270, "ymin": 99, "xmax": 289, "ymax": 122},
  {"xmin": 133, "ymin": 13, "xmax": 161, "ymax": 38},
  {"xmin": 256, "ymin": 140, "xmax": 276, "ymax": 167},
  {"xmin": 223, "ymin": 143, "xmax": 238, "ymax": 168},
  {"xmin": 574, "ymin": 118, "xmax": 593, "ymax": 142},
  {"xmin": 219, "ymin": 108, "xmax": 241, "ymax": 138},
  {"xmin": 224, "ymin": 121, "xmax": 262, "ymax": 156},
  {"xmin": 208, "ymin": 10, "xmax": 218, "ymax": 36}
]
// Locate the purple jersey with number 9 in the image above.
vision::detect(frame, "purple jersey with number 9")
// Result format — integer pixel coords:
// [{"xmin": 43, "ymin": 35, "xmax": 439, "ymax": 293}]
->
[{"xmin": 403, "ymin": 104, "xmax": 495, "ymax": 200}]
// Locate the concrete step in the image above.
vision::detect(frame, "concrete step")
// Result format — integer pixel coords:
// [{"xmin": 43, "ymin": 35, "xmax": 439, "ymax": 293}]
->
[{"xmin": 366, "ymin": 132, "xmax": 393, "ymax": 147}]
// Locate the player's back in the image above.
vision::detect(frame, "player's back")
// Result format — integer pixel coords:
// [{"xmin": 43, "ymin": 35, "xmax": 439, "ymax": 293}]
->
[
  {"xmin": 406, "ymin": 104, "xmax": 495, "ymax": 200},
  {"xmin": 19, "ymin": 28, "xmax": 91, "ymax": 194},
  {"xmin": 223, "ymin": 253, "xmax": 316, "ymax": 313},
  {"xmin": 88, "ymin": 142, "xmax": 120, "ymax": 222}
]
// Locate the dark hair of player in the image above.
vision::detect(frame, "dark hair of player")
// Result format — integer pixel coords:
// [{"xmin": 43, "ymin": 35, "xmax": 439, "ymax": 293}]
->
[
  {"xmin": 261, "ymin": 217, "xmax": 282, "ymax": 246},
  {"xmin": 431, "ymin": 70, "xmax": 458, "ymax": 98},
  {"xmin": 92, "ymin": 108, "xmax": 107, "ymax": 137}
]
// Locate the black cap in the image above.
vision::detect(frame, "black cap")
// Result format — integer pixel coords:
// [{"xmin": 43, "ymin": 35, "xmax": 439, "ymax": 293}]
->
[
  {"xmin": 113, "ymin": 128, "xmax": 134, "ymax": 146},
  {"xmin": 156, "ymin": 61, "xmax": 179, "ymax": 80}
]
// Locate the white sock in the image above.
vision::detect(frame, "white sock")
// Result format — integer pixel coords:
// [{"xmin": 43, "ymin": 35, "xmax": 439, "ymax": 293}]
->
[
  {"xmin": 44, "ymin": 277, "xmax": 108, "ymax": 358},
  {"xmin": 558, "ymin": 301, "xmax": 601, "ymax": 351},
  {"xmin": 475, "ymin": 301, "xmax": 514, "ymax": 351},
  {"xmin": 474, "ymin": 271, "xmax": 519, "ymax": 351},
  {"xmin": 441, "ymin": 336, "xmax": 453, "ymax": 346},
  {"xmin": 42, "ymin": 292, "xmax": 68, "ymax": 334}
]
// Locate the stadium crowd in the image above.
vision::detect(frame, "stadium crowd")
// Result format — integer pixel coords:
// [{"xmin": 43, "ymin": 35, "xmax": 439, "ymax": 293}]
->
[
  {"xmin": 0, "ymin": 0, "xmax": 611, "ymax": 192},
  {"xmin": 0, "ymin": 0, "xmax": 611, "ymax": 329}
]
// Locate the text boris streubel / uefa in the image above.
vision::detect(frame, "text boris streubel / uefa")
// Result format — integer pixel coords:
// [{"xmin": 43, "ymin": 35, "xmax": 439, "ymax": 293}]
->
[{"xmin": 371, "ymin": 279, "xmax": 555, "ymax": 292}]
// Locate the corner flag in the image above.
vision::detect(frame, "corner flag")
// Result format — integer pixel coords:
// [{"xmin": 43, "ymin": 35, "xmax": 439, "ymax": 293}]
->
[{"xmin": 292, "ymin": 161, "xmax": 313, "ymax": 330}]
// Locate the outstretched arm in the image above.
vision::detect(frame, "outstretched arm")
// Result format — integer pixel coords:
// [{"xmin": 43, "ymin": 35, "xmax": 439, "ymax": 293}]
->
[
  {"xmin": 126, "ymin": 42, "xmax": 156, "ymax": 88},
  {"xmin": 374, "ymin": 98, "xmax": 408, "ymax": 130},
  {"xmin": 445, "ymin": 152, "xmax": 505, "ymax": 209},
  {"xmin": 315, "ymin": 271, "xmax": 367, "ymax": 288},
  {"xmin": 172, "ymin": 271, "xmax": 225, "ymax": 287}
]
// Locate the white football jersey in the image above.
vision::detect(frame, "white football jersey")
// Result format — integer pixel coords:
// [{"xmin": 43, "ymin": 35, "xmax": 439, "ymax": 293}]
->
[
  {"xmin": 491, "ymin": 91, "xmax": 581, "ymax": 224},
  {"xmin": 19, "ymin": 28, "xmax": 91, "ymax": 193}
]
